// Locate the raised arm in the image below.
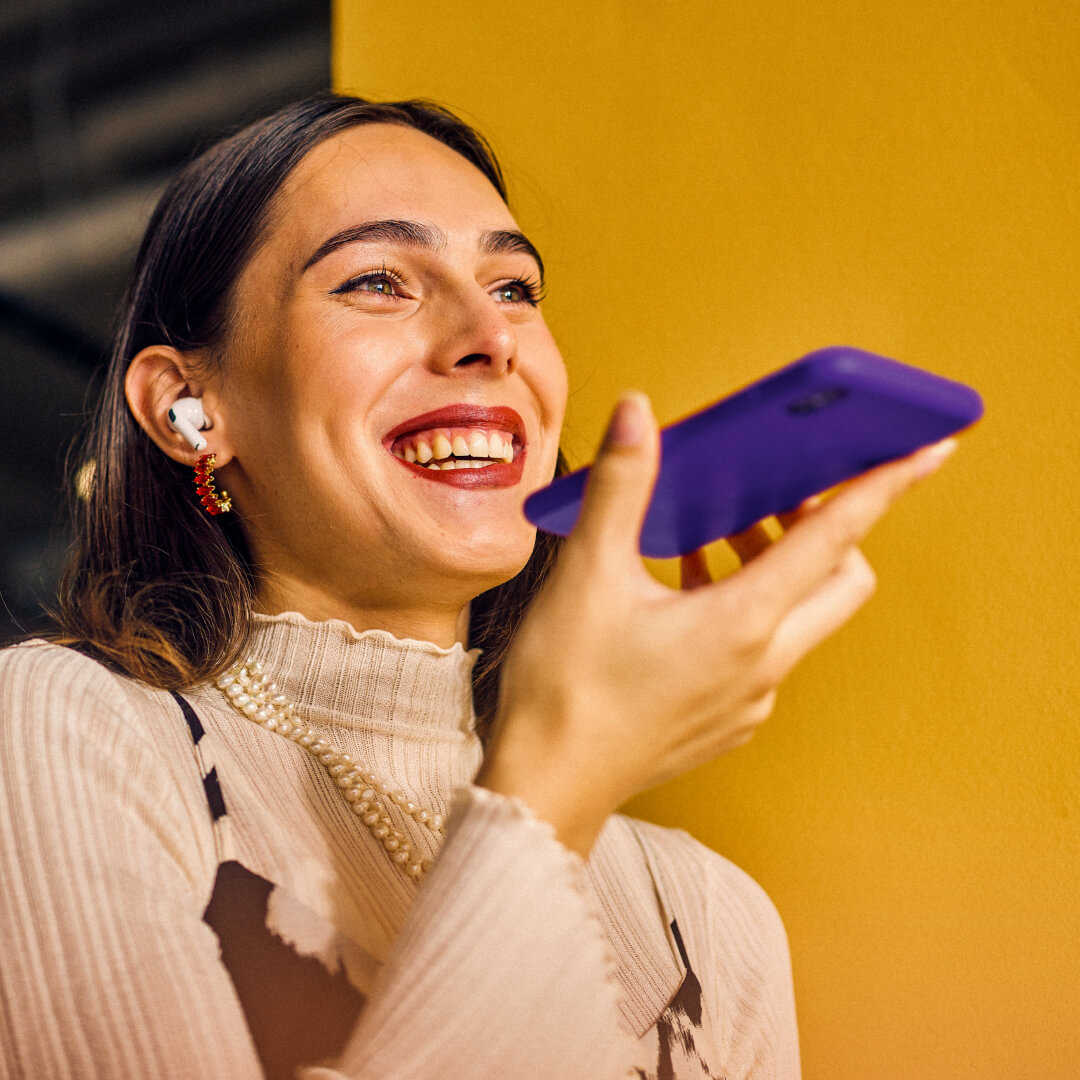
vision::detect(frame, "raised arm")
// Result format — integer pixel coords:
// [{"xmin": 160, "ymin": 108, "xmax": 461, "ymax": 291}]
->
[{"xmin": 477, "ymin": 391, "xmax": 955, "ymax": 855}]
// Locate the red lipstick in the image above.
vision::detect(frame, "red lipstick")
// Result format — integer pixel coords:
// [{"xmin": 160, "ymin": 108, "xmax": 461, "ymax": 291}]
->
[
  {"xmin": 383, "ymin": 405, "xmax": 527, "ymax": 489},
  {"xmin": 384, "ymin": 405, "xmax": 524, "ymax": 444}
]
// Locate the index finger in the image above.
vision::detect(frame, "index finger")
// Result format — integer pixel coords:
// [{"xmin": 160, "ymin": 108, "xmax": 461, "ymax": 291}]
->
[{"xmin": 727, "ymin": 438, "xmax": 958, "ymax": 624}]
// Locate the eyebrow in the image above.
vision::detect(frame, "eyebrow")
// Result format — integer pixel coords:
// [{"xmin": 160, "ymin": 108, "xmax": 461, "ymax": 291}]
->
[{"xmin": 301, "ymin": 218, "xmax": 545, "ymax": 283}]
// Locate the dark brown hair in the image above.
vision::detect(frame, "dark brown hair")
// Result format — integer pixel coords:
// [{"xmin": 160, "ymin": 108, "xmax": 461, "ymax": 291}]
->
[{"xmin": 52, "ymin": 92, "xmax": 565, "ymax": 732}]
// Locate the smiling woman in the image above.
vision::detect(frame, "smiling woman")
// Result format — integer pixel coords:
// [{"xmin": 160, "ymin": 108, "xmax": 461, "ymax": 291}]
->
[
  {"xmin": 38, "ymin": 98, "xmax": 565, "ymax": 735},
  {"xmin": 0, "ymin": 92, "xmax": 955, "ymax": 1079}
]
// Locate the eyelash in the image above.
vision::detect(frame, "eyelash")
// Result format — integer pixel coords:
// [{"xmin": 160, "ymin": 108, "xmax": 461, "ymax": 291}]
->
[
  {"xmin": 331, "ymin": 265, "xmax": 545, "ymax": 306},
  {"xmin": 503, "ymin": 272, "xmax": 546, "ymax": 306},
  {"xmin": 331, "ymin": 264, "xmax": 407, "ymax": 298}
]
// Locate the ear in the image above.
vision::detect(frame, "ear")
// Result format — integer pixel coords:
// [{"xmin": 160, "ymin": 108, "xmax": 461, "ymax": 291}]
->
[{"xmin": 125, "ymin": 345, "xmax": 235, "ymax": 467}]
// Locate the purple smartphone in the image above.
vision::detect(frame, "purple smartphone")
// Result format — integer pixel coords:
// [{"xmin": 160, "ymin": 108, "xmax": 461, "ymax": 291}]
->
[{"xmin": 524, "ymin": 346, "xmax": 983, "ymax": 558}]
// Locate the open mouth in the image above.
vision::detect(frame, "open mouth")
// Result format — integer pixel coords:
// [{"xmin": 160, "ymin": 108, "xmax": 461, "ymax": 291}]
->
[{"xmin": 383, "ymin": 405, "xmax": 526, "ymax": 487}]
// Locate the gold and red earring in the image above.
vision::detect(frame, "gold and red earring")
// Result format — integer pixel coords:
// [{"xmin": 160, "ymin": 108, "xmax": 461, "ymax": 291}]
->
[{"xmin": 193, "ymin": 454, "xmax": 232, "ymax": 515}]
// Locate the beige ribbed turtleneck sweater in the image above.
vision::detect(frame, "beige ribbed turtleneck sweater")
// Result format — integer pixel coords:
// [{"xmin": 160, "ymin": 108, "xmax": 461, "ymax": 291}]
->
[{"xmin": 0, "ymin": 613, "xmax": 799, "ymax": 1080}]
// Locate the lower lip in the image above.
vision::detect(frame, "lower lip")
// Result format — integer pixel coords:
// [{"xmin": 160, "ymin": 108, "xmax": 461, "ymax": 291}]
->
[{"xmin": 390, "ymin": 451, "xmax": 526, "ymax": 488}]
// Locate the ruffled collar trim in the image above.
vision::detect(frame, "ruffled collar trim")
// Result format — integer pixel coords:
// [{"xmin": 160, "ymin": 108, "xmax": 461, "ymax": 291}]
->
[{"xmin": 251, "ymin": 610, "xmax": 479, "ymax": 661}]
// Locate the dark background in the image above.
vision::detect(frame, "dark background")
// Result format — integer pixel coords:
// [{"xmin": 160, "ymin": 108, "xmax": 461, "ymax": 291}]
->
[{"xmin": 0, "ymin": 0, "xmax": 329, "ymax": 641}]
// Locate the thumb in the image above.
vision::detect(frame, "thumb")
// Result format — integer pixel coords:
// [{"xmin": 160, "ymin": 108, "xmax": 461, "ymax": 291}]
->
[{"xmin": 571, "ymin": 391, "xmax": 660, "ymax": 556}]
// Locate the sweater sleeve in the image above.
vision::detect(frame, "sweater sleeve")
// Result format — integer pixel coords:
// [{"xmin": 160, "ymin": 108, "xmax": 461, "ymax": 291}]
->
[
  {"xmin": 303, "ymin": 785, "xmax": 637, "ymax": 1080},
  {"xmin": 0, "ymin": 644, "xmax": 636, "ymax": 1080}
]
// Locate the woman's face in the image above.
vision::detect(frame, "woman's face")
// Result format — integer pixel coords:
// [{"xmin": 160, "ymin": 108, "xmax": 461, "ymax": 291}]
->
[{"xmin": 214, "ymin": 123, "xmax": 568, "ymax": 620}]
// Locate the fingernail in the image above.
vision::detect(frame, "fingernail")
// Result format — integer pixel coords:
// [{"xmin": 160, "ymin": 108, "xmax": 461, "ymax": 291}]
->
[
  {"xmin": 914, "ymin": 437, "xmax": 958, "ymax": 477},
  {"xmin": 602, "ymin": 391, "xmax": 652, "ymax": 449}
]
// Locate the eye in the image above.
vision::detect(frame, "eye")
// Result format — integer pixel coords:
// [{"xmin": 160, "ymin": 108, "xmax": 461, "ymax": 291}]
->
[
  {"xmin": 494, "ymin": 277, "xmax": 544, "ymax": 306},
  {"xmin": 359, "ymin": 277, "xmax": 398, "ymax": 296},
  {"xmin": 330, "ymin": 268, "xmax": 408, "ymax": 298}
]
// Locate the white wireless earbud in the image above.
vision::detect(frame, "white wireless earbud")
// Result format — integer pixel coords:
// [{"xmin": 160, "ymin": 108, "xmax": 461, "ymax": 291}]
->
[{"xmin": 167, "ymin": 397, "xmax": 209, "ymax": 452}]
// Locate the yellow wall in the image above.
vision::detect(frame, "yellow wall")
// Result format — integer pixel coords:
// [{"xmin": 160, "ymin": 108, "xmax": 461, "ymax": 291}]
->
[{"xmin": 335, "ymin": 3, "xmax": 1079, "ymax": 1076}]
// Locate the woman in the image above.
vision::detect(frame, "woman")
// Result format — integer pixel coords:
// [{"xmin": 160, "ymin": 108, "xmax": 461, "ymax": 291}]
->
[{"xmin": 0, "ymin": 94, "xmax": 954, "ymax": 1079}]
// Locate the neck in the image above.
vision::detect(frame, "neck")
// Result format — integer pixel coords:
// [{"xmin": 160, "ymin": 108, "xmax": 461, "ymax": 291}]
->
[{"xmin": 255, "ymin": 575, "xmax": 471, "ymax": 649}]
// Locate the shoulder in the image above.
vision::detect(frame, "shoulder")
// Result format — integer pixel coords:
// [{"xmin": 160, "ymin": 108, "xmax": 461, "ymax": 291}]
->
[
  {"xmin": 611, "ymin": 812, "xmax": 788, "ymax": 944},
  {"xmin": 0, "ymin": 642, "xmax": 225, "ymax": 928},
  {"xmin": 0, "ymin": 638, "xmax": 194, "ymax": 760},
  {"xmin": 608, "ymin": 816, "xmax": 801, "ymax": 1070},
  {"xmin": 1, "ymin": 638, "xmax": 130, "ymax": 707},
  {"xmin": 1, "ymin": 637, "xmax": 170, "ymax": 710},
  {"xmin": 0, "ymin": 640, "xmax": 218, "ymax": 885}
]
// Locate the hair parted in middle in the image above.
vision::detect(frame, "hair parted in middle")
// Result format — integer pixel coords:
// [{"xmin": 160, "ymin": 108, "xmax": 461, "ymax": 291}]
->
[{"xmin": 52, "ymin": 91, "xmax": 567, "ymax": 736}]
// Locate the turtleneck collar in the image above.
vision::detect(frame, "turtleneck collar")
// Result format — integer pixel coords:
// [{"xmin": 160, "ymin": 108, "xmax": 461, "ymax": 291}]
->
[{"xmin": 246, "ymin": 611, "xmax": 481, "ymax": 737}]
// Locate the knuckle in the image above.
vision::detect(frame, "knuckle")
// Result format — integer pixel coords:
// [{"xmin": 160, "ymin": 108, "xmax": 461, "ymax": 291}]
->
[
  {"xmin": 751, "ymin": 689, "xmax": 778, "ymax": 723},
  {"xmin": 721, "ymin": 589, "xmax": 777, "ymax": 651},
  {"xmin": 729, "ymin": 691, "xmax": 776, "ymax": 748},
  {"xmin": 823, "ymin": 502, "xmax": 864, "ymax": 552},
  {"xmin": 730, "ymin": 729, "xmax": 756, "ymax": 751},
  {"xmin": 734, "ymin": 612, "xmax": 773, "ymax": 657},
  {"xmin": 746, "ymin": 667, "xmax": 781, "ymax": 703},
  {"xmin": 846, "ymin": 552, "xmax": 877, "ymax": 601}
]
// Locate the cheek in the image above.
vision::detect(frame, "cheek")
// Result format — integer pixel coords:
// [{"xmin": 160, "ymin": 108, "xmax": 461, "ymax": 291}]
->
[
  {"xmin": 525, "ymin": 327, "xmax": 569, "ymax": 421},
  {"xmin": 538, "ymin": 349, "xmax": 569, "ymax": 453},
  {"xmin": 552, "ymin": 364, "xmax": 570, "ymax": 424},
  {"xmin": 226, "ymin": 363, "xmax": 307, "ymax": 463},
  {"xmin": 229, "ymin": 313, "xmax": 382, "ymax": 447}
]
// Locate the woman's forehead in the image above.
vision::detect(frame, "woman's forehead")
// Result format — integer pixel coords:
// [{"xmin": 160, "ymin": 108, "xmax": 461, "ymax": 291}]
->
[{"xmin": 270, "ymin": 123, "xmax": 517, "ymax": 247}]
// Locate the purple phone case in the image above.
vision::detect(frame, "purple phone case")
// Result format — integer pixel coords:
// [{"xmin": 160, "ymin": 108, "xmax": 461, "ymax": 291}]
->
[{"xmin": 524, "ymin": 346, "xmax": 983, "ymax": 558}]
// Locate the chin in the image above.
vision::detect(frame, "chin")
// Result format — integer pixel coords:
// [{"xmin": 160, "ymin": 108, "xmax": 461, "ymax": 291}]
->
[{"xmin": 433, "ymin": 533, "xmax": 538, "ymax": 596}]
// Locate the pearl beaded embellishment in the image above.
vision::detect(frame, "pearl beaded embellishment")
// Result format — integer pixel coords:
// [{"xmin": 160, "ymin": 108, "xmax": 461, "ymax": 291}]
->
[{"xmin": 216, "ymin": 659, "xmax": 445, "ymax": 879}]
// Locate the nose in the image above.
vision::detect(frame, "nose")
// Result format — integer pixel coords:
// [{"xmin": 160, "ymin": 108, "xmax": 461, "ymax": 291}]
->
[{"xmin": 428, "ymin": 286, "xmax": 517, "ymax": 377}]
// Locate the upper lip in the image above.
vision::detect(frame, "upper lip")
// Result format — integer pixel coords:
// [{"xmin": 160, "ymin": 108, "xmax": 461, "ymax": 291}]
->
[{"xmin": 383, "ymin": 405, "xmax": 526, "ymax": 447}]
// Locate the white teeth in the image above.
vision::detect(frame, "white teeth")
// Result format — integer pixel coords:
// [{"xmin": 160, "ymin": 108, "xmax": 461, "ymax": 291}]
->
[
  {"xmin": 399, "ymin": 428, "xmax": 515, "ymax": 466},
  {"xmin": 425, "ymin": 458, "xmax": 497, "ymax": 471},
  {"xmin": 484, "ymin": 431, "xmax": 514, "ymax": 463}
]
